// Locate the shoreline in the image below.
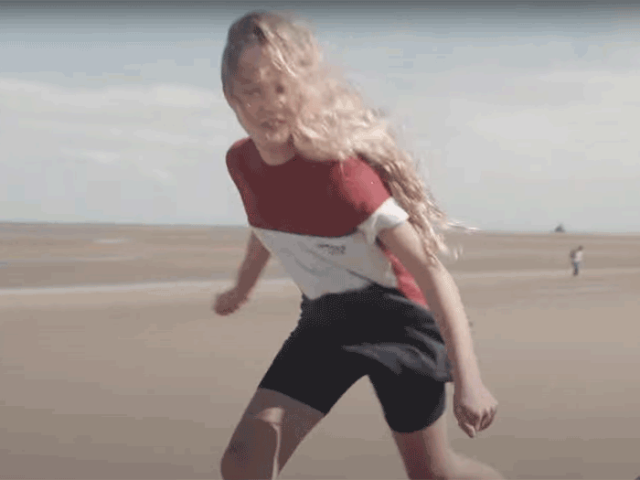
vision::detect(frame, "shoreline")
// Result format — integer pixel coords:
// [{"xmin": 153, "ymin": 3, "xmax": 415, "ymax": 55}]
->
[
  {"xmin": 2, "ymin": 221, "xmax": 640, "ymax": 237},
  {"xmin": 2, "ymin": 266, "xmax": 640, "ymax": 296}
]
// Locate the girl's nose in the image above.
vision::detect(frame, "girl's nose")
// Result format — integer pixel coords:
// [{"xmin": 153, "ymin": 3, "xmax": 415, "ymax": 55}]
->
[{"xmin": 264, "ymin": 88, "xmax": 286, "ymax": 107}]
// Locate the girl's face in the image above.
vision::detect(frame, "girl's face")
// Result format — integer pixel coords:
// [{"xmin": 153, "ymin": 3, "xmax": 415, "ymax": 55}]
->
[{"xmin": 227, "ymin": 44, "xmax": 298, "ymax": 149}]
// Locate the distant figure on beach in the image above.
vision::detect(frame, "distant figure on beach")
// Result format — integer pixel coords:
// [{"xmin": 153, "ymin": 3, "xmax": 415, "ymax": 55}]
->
[
  {"xmin": 570, "ymin": 246, "xmax": 584, "ymax": 276},
  {"xmin": 213, "ymin": 11, "xmax": 502, "ymax": 480}
]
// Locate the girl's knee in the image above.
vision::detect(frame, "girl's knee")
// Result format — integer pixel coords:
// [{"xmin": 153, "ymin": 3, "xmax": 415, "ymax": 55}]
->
[
  {"xmin": 412, "ymin": 452, "xmax": 472, "ymax": 480},
  {"xmin": 443, "ymin": 452, "xmax": 503, "ymax": 480},
  {"xmin": 220, "ymin": 418, "xmax": 280, "ymax": 480},
  {"xmin": 220, "ymin": 441, "xmax": 247, "ymax": 480},
  {"xmin": 416, "ymin": 451, "xmax": 455, "ymax": 480}
]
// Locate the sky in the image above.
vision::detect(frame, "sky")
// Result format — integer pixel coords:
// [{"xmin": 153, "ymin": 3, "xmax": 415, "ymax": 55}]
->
[{"xmin": 1, "ymin": 0, "xmax": 639, "ymax": 233}]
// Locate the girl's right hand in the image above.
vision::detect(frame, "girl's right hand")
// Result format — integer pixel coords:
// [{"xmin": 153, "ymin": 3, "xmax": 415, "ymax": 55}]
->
[
  {"xmin": 453, "ymin": 379, "xmax": 498, "ymax": 439},
  {"xmin": 213, "ymin": 288, "xmax": 249, "ymax": 316}
]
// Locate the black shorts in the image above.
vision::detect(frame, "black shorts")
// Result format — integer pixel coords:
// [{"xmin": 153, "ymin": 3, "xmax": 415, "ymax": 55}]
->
[{"xmin": 259, "ymin": 283, "xmax": 453, "ymax": 433}]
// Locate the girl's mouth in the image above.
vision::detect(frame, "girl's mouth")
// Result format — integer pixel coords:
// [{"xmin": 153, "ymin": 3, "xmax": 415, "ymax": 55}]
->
[{"xmin": 261, "ymin": 119, "xmax": 285, "ymax": 129}]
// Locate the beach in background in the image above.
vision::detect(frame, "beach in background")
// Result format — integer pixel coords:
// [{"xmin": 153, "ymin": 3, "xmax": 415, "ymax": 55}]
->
[{"xmin": 1, "ymin": 222, "xmax": 640, "ymax": 480}]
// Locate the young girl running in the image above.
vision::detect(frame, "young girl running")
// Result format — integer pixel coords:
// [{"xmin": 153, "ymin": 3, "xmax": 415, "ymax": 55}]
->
[{"xmin": 214, "ymin": 11, "xmax": 502, "ymax": 480}]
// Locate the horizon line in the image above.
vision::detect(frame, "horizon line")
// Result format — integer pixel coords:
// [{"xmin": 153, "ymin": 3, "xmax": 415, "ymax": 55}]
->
[{"xmin": 1, "ymin": 219, "xmax": 639, "ymax": 236}]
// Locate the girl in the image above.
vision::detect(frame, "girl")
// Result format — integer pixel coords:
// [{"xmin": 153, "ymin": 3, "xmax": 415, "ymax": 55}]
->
[{"xmin": 214, "ymin": 11, "xmax": 502, "ymax": 480}]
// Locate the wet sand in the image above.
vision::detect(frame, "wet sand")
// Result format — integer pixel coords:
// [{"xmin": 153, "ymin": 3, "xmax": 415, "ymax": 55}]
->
[{"xmin": 1, "ymin": 223, "xmax": 640, "ymax": 479}]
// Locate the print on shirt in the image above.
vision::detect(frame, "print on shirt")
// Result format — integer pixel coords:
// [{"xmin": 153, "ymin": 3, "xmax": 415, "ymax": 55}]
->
[{"xmin": 316, "ymin": 243, "xmax": 346, "ymax": 256}]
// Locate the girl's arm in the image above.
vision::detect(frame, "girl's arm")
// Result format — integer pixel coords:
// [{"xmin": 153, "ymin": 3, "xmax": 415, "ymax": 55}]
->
[
  {"xmin": 378, "ymin": 222, "xmax": 497, "ymax": 437},
  {"xmin": 234, "ymin": 231, "xmax": 271, "ymax": 298},
  {"xmin": 378, "ymin": 222, "xmax": 480, "ymax": 385},
  {"xmin": 213, "ymin": 231, "xmax": 271, "ymax": 316}
]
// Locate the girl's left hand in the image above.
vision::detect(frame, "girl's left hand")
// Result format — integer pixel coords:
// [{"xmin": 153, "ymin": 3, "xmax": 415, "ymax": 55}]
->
[{"xmin": 453, "ymin": 381, "xmax": 498, "ymax": 438}]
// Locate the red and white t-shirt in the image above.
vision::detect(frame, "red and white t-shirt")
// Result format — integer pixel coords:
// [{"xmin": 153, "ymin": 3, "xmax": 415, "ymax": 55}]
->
[{"xmin": 226, "ymin": 138, "xmax": 427, "ymax": 306}]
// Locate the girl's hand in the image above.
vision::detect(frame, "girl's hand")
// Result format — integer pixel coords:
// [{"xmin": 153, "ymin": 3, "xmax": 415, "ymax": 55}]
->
[
  {"xmin": 453, "ymin": 381, "xmax": 498, "ymax": 438},
  {"xmin": 213, "ymin": 288, "xmax": 249, "ymax": 316}
]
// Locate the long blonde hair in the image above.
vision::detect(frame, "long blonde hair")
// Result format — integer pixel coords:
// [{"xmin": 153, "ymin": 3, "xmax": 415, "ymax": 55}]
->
[{"xmin": 222, "ymin": 11, "xmax": 455, "ymax": 260}]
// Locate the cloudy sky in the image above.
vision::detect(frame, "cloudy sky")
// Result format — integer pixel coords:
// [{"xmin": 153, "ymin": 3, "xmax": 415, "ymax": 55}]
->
[{"xmin": 1, "ymin": 1, "xmax": 639, "ymax": 232}]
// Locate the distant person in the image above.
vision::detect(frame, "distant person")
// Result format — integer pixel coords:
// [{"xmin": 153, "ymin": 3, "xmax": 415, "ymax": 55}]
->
[
  {"xmin": 570, "ymin": 246, "xmax": 584, "ymax": 276},
  {"xmin": 213, "ymin": 11, "xmax": 502, "ymax": 480}
]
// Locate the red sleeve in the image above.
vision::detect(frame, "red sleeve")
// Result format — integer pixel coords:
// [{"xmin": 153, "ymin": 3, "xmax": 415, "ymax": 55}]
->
[
  {"xmin": 225, "ymin": 138, "xmax": 250, "ymax": 187},
  {"xmin": 225, "ymin": 139, "xmax": 257, "ymax": 223},
  {"xmin": 225, "ymin": 146, "xmax": 241, "ymax": 189},
  {"xmin": 336, "ymin": 156, "xmax": 393, "ymax": 222}
]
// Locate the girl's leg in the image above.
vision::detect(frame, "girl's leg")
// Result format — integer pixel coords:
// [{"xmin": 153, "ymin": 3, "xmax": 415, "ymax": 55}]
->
[
  {"xmin": 371, "ymin": 365, "xmax": 502, "ymax": 480},
  {"xmin": 220, "ymin": 388, "xmax": 324, "ymax": 480},
  {"xmin": 392, "ymin": 414, "xmax": 502, "ymax": 480}
]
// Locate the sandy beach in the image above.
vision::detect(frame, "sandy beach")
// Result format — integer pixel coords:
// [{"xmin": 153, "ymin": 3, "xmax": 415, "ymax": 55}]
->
[{"xmin": 1, "ymin": 223, "xmax": 640, "ymax": 480}]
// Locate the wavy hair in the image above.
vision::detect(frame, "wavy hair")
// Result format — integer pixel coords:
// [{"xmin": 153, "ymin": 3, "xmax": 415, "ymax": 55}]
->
[{"xmin": 222, "ymin": 10, "xmax": 457, "ymax": 260}]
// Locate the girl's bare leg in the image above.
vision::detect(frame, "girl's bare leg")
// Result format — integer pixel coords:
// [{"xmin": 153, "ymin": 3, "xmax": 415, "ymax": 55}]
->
[
  {"xmin": 392, "ymin": 414, "xmax": 503, "ymax": 480},
  {"xmin": 220, "ymin": 388, "xmax": 324, "ymax": 480}
]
